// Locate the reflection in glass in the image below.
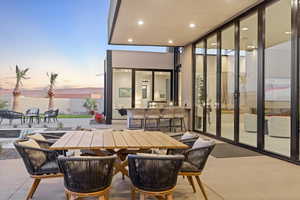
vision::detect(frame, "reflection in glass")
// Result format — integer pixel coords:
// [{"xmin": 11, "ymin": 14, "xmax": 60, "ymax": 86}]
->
[
  {"xmin": 154, "ymin": 72, "xmax": 171, "ymax": 101},
  {"xmin": 206, "ymin": 35, "xmax": 217, "ymax": 135},
  {"xmin": 264, "ymin": 0, "xmax": 291, "ymax": 156},
  {"xmin": 239, "ymin": 13, "xmax": 258, "ymax": 147},
  {"xmin": 195, "ymin": 41, "xmax": 205, "ymax": 131},
  {"xmin": 112, "ymin": 69, "xmax": 132, "ymax": 119},
  {"xmin": 135, "ymin": 71, "xmax": 152, "ymax": 108},
  {"xmin": 221, "ymin": 25, "xmax": 235, "ymax": 140}
]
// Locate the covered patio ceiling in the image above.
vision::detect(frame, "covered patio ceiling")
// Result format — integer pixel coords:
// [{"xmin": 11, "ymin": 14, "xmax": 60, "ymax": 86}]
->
[{"xmin": 109, "ymin": 0, "xmax": 263, "ymax": 47}]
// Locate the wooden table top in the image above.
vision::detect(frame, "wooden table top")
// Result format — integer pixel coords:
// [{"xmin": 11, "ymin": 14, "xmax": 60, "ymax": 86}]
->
[{"xmin": 50, "ymin": 130, "xmax": 188, "ymax": 150}]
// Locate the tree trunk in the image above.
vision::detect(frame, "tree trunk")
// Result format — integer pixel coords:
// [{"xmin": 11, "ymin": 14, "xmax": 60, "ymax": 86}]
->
[
  {"xmin": 12, "ymin": 83, "xmax": 20, "ymax": 111},
  {"xmin": 48, "ymin": 85, "xmax": 54, "ymax": 110}
]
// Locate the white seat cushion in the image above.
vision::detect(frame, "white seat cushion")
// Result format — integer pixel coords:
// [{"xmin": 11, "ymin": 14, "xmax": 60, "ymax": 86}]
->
[
  {"xmin": 192, "ymin": 138, "xmax": 214, "ymax": 149},
  {"xmin": 28, "ymin": 133, "xmax": 46, "ymax": 141},
  {"xmin": 19, "ymin": 139, "xmax": 41, "ymax": 149},
  {"xmin": 181, "ymin": 132, "xmax": 195, "ymax": 140}
]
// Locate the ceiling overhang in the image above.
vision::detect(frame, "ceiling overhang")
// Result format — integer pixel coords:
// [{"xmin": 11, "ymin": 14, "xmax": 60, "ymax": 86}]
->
[{"xmin": 108, "ymin": 0, "xmax": 264, "ymax": 47}]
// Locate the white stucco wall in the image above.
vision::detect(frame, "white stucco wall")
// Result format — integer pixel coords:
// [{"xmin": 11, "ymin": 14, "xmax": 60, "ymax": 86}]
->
[
  {"xmin": 111, "ymin": 50, "xmax": 174, "ymax": 70},
  {"xmin": 180, "ymin": 45, "xmax": 193, "ymax": 129}
]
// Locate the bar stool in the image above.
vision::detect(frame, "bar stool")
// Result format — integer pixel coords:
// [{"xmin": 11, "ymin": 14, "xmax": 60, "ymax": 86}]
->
[
  {"xmin": 159, "ymin": 108, "xmax": 175, "ymax": 132},
  {"xmin": 144, "ymin": 108, "xmax": 160, "ymax": 130},
  {"xmin": 173, "ymin": 108, "xmax": 187, "ymax": 132},
  {"xmin": 128, "ymin": 109, "xmax": 145, "ymax": 129}
]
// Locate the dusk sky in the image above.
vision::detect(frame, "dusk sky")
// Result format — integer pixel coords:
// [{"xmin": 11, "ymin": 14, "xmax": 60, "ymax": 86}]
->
[{"xmin": 0, "ymin": 0, "xmax": 165, "ymax": 89}]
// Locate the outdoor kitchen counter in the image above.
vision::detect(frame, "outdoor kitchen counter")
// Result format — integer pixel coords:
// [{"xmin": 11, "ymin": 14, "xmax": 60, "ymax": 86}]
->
[{"xmin": 125, "ymin": 107, "xmax": 192, "ymax": 130}]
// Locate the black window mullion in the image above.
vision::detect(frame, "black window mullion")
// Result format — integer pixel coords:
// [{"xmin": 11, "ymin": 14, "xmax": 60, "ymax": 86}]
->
[
  {"xmin": 291, "ymin": 0, "xmax": 300, "ymax": 160},
  {"xmin": 203, "ymin": 39, "xmax": 208, "ymax": 134},
  {"xmin": 257, "ymin": 6, "xmax": 265, "ymax": 150},
  {"xmin": 216, "ymin": 31, "xmax": 222, "ymax": 138},
  {"xmin": 132, "ymin": 69, "xmax": 136, "ymax": 108},
  {"xmin": 234, "ymin": 20, "xmax": 240, "ymax": 144}
]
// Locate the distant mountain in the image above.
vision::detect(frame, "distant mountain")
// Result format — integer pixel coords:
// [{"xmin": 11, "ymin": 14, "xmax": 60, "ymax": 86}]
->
[{"xmin": 0, "ymin": 87, "xmax": 104, "ymax": 99}]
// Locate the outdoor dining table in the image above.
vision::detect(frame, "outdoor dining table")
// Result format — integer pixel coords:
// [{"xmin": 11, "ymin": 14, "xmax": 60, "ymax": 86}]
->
[{"xmin": 50, "ymin": 130, "xmax": 188, "ymax": 177}]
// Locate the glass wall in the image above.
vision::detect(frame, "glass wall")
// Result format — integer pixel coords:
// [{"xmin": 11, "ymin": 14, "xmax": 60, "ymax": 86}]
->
[
  {"xmin": 154, "ymin": 72, "xmax": 171, "ymax": 101},
  {"xmin": 112, "ymin": 69, "xmax": 132, "ymax": 119},
  {"xmin": 195, "ymin": 41, "xmax": 205, "ymax": 131},
  {"xmin": 239, "ymin": 13, "xmax": 258, "ymax": 147},
  {"xmin": 264, "ymin": 0, "xmax": 291, "ymax": 156},
  {"xmin": 221, "ymin": 25, "xmax": 235, "ymax": 140},
  {"xmin": 206, "ymin": 34, "xmax": 217, "ymax": 135},
  {"xmin": 135, "ymin": 71, "xmax": 153, "ymax": 108}
]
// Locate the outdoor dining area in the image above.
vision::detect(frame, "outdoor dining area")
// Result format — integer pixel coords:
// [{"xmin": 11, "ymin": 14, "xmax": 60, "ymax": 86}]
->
[
  {"xmin": 0, "ymin": 108, "xmax": 59, "ymax": 125},
  {"xmin": 14, "ymin": 129, "xmax": 215, "ymax": 200}
]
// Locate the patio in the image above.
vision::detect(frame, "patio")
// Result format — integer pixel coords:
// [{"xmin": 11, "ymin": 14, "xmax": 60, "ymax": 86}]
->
[{"xmin": 2, "ymin": 138, "xmax": 300, "ymax": 200}]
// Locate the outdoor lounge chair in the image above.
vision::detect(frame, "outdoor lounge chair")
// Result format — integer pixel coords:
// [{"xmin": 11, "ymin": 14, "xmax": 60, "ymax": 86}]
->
[
  {"xmin": 13, "ymin": 139, "xmax": 62, "ymax": 200},
  {"xmin": 0, "ymin": 109, "xmax": 24, "ymax": 125},
  {"xmin": 58, "ymin": 156, "xmax": 116, "ymax": 200},
  {"xmin": 43, "ymin": 109, "xmax": 59, "ymax": 123},
  {"xmin": 128, "ymin": 154, "xmax": 184, "ymax": 200},
  {"xmin": 24, "ymin": 108, "xmax": 40, "ymax": 124}
]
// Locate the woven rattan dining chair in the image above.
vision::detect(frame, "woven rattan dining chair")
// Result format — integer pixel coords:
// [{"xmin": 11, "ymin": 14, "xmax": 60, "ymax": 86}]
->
[
  {"xmin": 128, "ymin": 154, "xmax": 184, "ymax": 200},
  {"xmin": 14, "ymin": 139, "xmax": 62, "ymax": 200},
  {"xmin": 179, "ymin": 144, "xmax": 215, "ymax": 200},
  {"xmin": 58, "ymin": 156, "xmax": 117, "ymax": 200}
]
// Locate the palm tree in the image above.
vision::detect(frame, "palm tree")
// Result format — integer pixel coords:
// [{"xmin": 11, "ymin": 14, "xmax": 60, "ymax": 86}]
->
[
  {"xmin": 12, "ymin": 65, "xmax": 30, "ymax": 111},
  {"xmin": 47, "ymin": 73, "xmax": 58, "ymax": 110}
]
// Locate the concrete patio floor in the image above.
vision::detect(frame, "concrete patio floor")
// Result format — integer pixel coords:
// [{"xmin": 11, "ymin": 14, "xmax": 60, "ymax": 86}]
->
[{"xmin": 1, "ymin": 141, "xmax": 300, "ymax": 200}]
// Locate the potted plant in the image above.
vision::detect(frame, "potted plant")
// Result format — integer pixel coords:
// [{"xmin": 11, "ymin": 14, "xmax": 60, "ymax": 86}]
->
[{"xmin": 83, "ymin": 98, "xmax": 98, "ymax": 115}]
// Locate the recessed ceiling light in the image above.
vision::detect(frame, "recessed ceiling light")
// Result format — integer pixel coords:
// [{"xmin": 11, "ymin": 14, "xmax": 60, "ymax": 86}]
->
[
  {"xmin": 168, "ymin": 40, "xmax": 173, "ymax": 44},
  {"xmin": 189, "ymin": 23, "xmax": 196, "ymax": 28},
  {"xmin": 285, "ymin": 31, "xmax": 291, "ymax": 34},
  {"xmin": 128, "ymin": 38, "xmax": 133, "ymax": 42},
  {"xmin": 241, "ymin": 27, "xmax": 249, "ymax": 31},
  {"xmin": 137, "ymin": 20, "xmax": 144, "ymax": 25},
  {"xmin": 211, "ymin": 42, "xmax": 217, "ymax": 46}
]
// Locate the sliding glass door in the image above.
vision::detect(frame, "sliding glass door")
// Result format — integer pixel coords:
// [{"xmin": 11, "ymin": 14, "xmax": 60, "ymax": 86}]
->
[
  {"xmin": 135, "ymin": 71, "xmax": 153, "ymax": 108},
  {"xmin": 195, "ymin": 41, "xmax": 205, "ymax": 132},
  {"xmin": 239, "ymin": 12, "xmax": 258, "ymax": 147},
  {"xmin": 220, "ymin": 25, "xmax": 235, "ymax": 140},
  {"xmin": 206, "ymin": 35, "xmax": 217, "ymax": 135}
]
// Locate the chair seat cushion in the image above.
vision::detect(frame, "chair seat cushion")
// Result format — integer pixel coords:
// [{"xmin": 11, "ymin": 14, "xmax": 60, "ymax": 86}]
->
[
  {"xmin": 28, "ymin": 133, "xmax": 47, "ymax": 141},
  {"xmin": 181, "ymin": 132, "xmax": 195, "ymax": 140},
  {"xmin": 40, "ymin": 161, "xmax": 59, "ymax": 173},
  {"xmin": 192, "ymin": 138, "xmax": 214, "ymax": 149},
  {"xmin": 19, "ymin": 139, "xmax": 41, "ymax": 149},
  {"xmin": 180, "ymin": 161, "xmax": 200, "ymax": 172}
]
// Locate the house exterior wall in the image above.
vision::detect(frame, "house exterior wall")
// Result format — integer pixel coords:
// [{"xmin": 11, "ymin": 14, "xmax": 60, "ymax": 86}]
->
[
  {"xmin": 111, "ymin": 50, "xmax": 173, "ymax": 69},
  {"xmin": 180, "ymin": 44, "xmax": 193, "ymax": 129}
]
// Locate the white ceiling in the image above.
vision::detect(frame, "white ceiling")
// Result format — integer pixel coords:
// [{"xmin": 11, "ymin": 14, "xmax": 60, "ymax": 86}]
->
[{"xmin": 110, "ymin": 0, "xmax": 263, "ymax": 46}]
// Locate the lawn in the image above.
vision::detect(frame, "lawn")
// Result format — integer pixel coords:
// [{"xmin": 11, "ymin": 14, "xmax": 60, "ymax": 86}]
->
[{"xmin": 57, "ymin": 114, "xmax": 92, "ymax": 119}]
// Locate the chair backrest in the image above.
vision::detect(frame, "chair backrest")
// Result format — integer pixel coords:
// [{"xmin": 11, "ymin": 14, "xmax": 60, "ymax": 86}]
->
[
  {"xmin": 58, "ymin": 156, "xmax": 117, "ymax": 193},
  {"xmin": 13, "ymin": 139, "xmax": 48, "ymax": 175},
  {"xmin": 185, "ymin": 144, "xmax": 215, "ymax": 171},
  {"xmin": 26, "ymin": 108, "xmax": 39, "ymax": 115},
  {"xmin": 128, "ymin": 154, "xmax": 184, "ymax": 192}
]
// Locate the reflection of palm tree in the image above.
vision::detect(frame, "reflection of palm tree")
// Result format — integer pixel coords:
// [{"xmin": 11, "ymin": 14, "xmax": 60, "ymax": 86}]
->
[
  {"xmin": 47, "ymin": 73, "xmax": 58, "ymax": 110},
  {"xmin": 12, "ymin": 65, "xmax": 30, "ymax": 111}
]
